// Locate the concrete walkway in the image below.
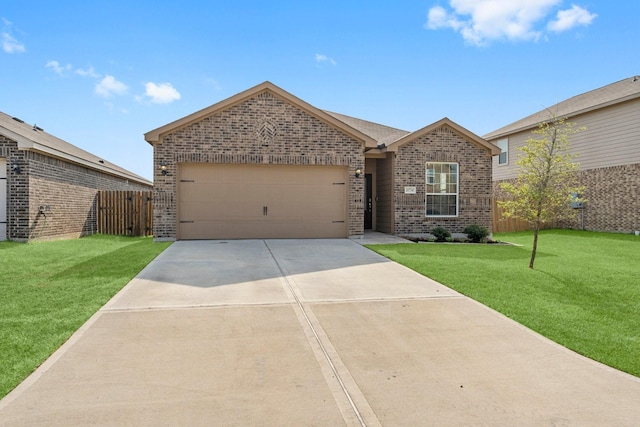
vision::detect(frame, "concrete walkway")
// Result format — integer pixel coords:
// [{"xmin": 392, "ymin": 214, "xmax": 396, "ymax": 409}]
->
[{"xmin": 1, "ymin": 239, "xmax": 639, "ymax": 426}]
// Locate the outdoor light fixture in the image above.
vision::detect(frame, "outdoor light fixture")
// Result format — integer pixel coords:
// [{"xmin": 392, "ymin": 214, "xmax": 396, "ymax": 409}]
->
[
  {"xmin": 11, "ymin": 159, "xmax": 21, "ymax": 174},
  {"xmin": 160, "ymin": 161, "xmax": 168, "ymax": 176},
  {"xmin": 355, "ymin": 168, "xmax": 362, "ymax": 178}
]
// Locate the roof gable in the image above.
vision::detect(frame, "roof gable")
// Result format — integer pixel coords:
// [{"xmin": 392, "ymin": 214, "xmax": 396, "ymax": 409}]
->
[
  {"xmin": 0, "ymin": 112, "xmax": 150, "ymax": 185},
  {"xmin": 144, "ymin": 81, "xmax": 377, "ymax": 147},
  {"xmin": 484, "ymin": 76, "xmax": 640, "ymax": 140},
  {"xmin": 385, "ymin": 117, "xmax": 500, "ymax": 155}
]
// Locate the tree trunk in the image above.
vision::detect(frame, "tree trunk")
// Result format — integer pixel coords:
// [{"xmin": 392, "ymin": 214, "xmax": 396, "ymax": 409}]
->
[{"xmin": 530, "ymin": 224, "xmax": 539, "ymax": 269}]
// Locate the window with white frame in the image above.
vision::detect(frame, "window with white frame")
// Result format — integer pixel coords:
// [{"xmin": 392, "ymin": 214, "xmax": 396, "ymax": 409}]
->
[
  {"xmin": 425, "ymin": 162, "xmax": 458, "ymax": 217},
  {"xmin": 497, "ymin": 138, "xmax": 508, "ymax": 165}
]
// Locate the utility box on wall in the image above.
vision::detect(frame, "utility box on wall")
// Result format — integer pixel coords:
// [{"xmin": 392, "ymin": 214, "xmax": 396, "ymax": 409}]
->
[{"xmin": 571, "ymin": 192, "xmax": 584, "ymax": 209}]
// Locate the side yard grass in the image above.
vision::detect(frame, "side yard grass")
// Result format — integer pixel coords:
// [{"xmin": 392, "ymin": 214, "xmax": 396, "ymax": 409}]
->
[
  {"xmin": 0, "ymin": 235, "xmax": 171, "ymax": 398},
  {"xmin": 367, "ymin": 229, "xmax": 640, "ymax": 377}
]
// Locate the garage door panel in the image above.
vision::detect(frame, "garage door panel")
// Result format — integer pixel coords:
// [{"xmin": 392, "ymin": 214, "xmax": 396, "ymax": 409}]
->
[
  {"xmin": 179, "ymin": 220, "xmax": 266, "ymax": 240},
  {"xmin": 180, "ymin": 202, "xmax": 265, "ymax": 221},
  {"xmin": 259, "ymin": 220, "xmax": 346, "ymax": 239},
  {"xmin": 265, "ymin": 184, "xmax": 345, "ymax": 204},
  {"xmin": 180, "ymin": 218, "xmax": 347, "ymax": 240},
  {"xmin": 178, "ymin": 164, "xmax": 348, "ymax": 239},
  {"xmin": 265, "ymin": 202, "xmax": 345, "ymax": 221},
  {"xmin": 180, "ymin": 183, "xmax": 267, "ymax": 204}
]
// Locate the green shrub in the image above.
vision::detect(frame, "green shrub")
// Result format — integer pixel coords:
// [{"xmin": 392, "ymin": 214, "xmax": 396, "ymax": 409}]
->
[
  {"xmin": 431, "ymin": 226, "xmax": 451, "ymax": 242},
  {"xmin": 464, "ymin": 224, "xmax": 489, "ymax": 243}
]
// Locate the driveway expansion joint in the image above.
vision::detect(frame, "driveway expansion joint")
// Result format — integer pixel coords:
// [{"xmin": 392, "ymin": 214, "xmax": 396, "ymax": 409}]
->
[{"xmin": 263, "ymin": 240, "xmax": 381, "ymax": 427}]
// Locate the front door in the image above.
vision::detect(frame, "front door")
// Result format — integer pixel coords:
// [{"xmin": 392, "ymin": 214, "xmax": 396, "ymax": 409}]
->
[{"xmin": 364, "ymin": 173, "xmax": 372, "ymax": 230}]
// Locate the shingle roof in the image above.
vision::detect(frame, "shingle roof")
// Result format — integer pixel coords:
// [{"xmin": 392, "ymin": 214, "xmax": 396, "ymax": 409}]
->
[
  {"xmin": 484, "ymin": 76, "xmax": 640, "ymax": 140},
  {"xmin": 323, "ymin": 111, "xmax": 410, "ymax": 146},
  {"xmin": 0, "ymin": 111, "xmax": 151, "ymax": 185}
]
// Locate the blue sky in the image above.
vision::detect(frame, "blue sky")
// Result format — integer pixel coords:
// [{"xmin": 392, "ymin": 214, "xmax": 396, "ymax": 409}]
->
[{"xmin": 1, "ymin": 1, "xmax": 637, "ymax": 181}]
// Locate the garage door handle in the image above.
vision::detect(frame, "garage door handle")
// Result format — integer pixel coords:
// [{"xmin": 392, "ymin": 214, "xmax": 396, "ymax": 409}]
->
[{"xmin": 263, "ymin": 206, "xmax": 268, "ymax": 216}]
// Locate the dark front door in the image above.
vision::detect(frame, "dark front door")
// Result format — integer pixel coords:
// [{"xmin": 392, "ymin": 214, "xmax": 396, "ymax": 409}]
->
[{"xmin": 364, "ymin": 173, "xmax": 373, "ymax": 230}]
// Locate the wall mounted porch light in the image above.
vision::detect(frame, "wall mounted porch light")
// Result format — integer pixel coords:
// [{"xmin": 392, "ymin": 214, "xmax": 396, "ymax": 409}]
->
[
  {"xmin": 160, "ymin": 161, "xmax": 168, "ymax": 175},
  {"xmin": 11, "ymin": 159, "xmax": 21, "ymax": 174},
  {"xmin": 355, "ymin": 168, "xmax": 362, "ymax": 178}
]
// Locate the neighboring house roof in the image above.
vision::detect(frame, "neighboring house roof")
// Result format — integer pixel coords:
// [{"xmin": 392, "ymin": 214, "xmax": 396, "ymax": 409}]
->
[
  {"xmin": 386, "ymin": 117, "xmax": 501, "ymax": 155},
  {"xmin": 145, "ymin": 81, "xmax": 378, "ymax": 148},
  {"xmin": 323, "ymin": 111, "xmax": 410, "ymax": 147},
  {"xmin": 484, "ymin": 76, "xmax": 640, "ymax": 140},
  {"xmin": 0, "ymin": 111, "xmax": 151, "ymax": 185}
]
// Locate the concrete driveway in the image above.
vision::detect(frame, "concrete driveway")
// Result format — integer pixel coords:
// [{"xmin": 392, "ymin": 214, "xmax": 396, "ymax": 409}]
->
[{"xmin": 1, "ymin": 238, "xmax": 639, "ymax": 426}]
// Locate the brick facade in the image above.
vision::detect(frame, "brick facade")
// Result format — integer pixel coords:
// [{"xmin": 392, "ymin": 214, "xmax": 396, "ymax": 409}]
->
[
  {"xmin": 1, "ymin": 136, "xmax": 151, "ymax": 242},
  {"xmin": 152, "ymin": 91, "xmax": 365, "ymax": 240},
  {"xmin": 393, "ymin": 126, "xmax": 494, "ymax": 234},
  {"xmin": 569, "ymin": 164, "xmax": 640, "ymax": 233},
  {"xmin": 494, "ymin": 163, "xmax": 640, "ymax": 233}
]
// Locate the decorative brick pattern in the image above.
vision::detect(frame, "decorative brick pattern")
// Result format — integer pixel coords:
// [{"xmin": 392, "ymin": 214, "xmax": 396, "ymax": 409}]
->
[
  {"xmin": 393, "ymin": 127, "xmax": 494, "ymax": 234},
  {"xmin": 153, "ymin": 90, "xmax": 365, "ymax": 240},
  {"xmin": 1, "ymin": 136, "xmax": 151, "ymax": 242}
]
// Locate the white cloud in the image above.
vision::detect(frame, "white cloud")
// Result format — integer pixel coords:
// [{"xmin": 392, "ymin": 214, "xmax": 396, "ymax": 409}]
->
[
  {"xmin": 2, "ymin": 32, "xmax": 25, "ymax": 53},
  {"xmin": 427, "ymin": 6, "xmax": 463, "ymax": 31},
  {"xmin": 1, "ymin": 19, "xmax": 25, "ymax": 53},
  {"xmin": 205, "ymin": 78, "xmax": 222, "ymax": 91},
  {"xmin": 75, "ymin": 66, "xmax": 101, "ymax": 78},
  {"xmin": 548, "ymin": 5, "xmax": 597, "ymax": 32},
  {"xmin": 425, "ymin": 0, "xmax": 596, "ymax": 45},
  {"xmin": 46, "ymin": 62, "xmax": 101, "ymax": 79},
  {"xmin": 95, "ymin": 75, "xmax": 128, "ymax": 97},
  {"xmin": 315, "ymin": 53, "xmax": 337, "ymax": 65},
  {"xmin": 143, "ymin": 82, "xmax": 181, "ymax": 104},
  {"xmin": 45, "ymin": 60, "xmax": 73, "ymax": 75}
]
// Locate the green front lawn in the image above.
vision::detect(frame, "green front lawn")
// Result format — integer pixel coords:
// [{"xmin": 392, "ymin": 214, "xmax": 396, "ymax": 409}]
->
[
  {"xmin": 0, "ymin": 235, "xmax": 171, "ymax": 398},
  {"xmin": 368, "ymin": 229, "xmax": 640, "ymax": 377}
]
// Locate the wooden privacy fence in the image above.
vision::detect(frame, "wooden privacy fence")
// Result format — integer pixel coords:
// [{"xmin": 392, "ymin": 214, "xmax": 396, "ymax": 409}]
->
[
  {"xmin": 97, "ymin": 191, "xmax": 153, "ymax": 237},
  {"xmin": 493, "ymin": 200, "xmax": 531, "ymax": 233},
  {"xmin": 492, "ymin": 199, "xmax": 557, "ymax": 233}
]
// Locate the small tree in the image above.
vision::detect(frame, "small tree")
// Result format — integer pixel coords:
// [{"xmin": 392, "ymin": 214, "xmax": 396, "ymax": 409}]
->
[{"xmin": 499, "ymin": 116, "xmax": 585, "ymax": 269}]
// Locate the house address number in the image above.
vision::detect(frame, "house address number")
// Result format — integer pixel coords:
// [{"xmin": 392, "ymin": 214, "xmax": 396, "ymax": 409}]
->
[{"xmin": 404, "ymin": 186, "xmax": 417, "ymax": 194}]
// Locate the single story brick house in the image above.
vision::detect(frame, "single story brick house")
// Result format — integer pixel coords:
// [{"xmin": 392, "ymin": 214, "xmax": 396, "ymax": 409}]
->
[
  {"xmin": 1, "ymin": 112, "xmax": 152, "ymax": 242},
  {"xmin": 145, "ymin": 81, "xmax": 499, "ymax": 240},
  {"xmin": 485, "ymin": 76, "xmax": 640, "ymax": 233}
]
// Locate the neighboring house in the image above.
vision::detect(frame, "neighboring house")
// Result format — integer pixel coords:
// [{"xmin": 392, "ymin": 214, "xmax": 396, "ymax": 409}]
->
[
  {"xmin": 0, "ymin": 112, "xmax": 152, "ymax": 242},
  {"xmin": 485, "ymin": 76, "xmax": 640, "ymax": 233},
  {"xmin": 145, "ymin": 81, "xmax": 498, "ymax": 240}
]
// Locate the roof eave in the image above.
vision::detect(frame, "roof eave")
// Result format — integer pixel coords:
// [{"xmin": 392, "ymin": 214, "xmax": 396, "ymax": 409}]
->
[
  {"xmin": 386, "ymin": 117, "xmax": 500, "ymax": 155},
  {"xmin": 1, "ymin": 126, "xmax": 151, "ymax": 185},
  {"xmin": 485, "ymin": 91, "xmax": 640, "ymax": 140}
]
